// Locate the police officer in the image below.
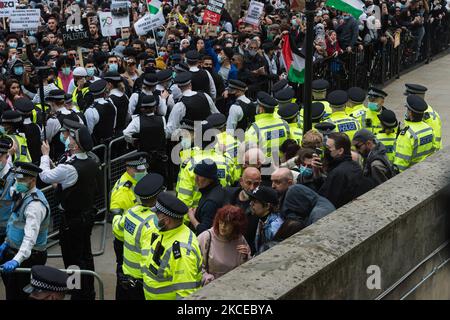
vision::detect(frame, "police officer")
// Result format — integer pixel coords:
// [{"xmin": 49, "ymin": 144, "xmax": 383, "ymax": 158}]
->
[
  {"xmin": 326, "ymin": 90, "xmax": 361, "ymax": 141},
  {"xmin": 1, "ymin": 110, "xmax": 31, "ymax": 163},
  {"xmin": 115, "ymin": 173, "xmax": 165, "ymax": 300},
  {"xmin": 278, "ymin": 103, "xmax": 303, "ymax": 144},
  {"xmin": 103, "ymin": 71, "xmax": 130, "ymax": 135},
  {"xmin": 226, "ymin": 80, "xmax": 255, "ymax": 132},
  {"xmin": 39, "ymin": 124, "xmax": 100, "ymax": 300},
  {"xmin": 0, "ymin": 138, "xmax": 14, "ymax": 244},
  {"xmin": 167, "ymin": 72, "xmax": 219, "ymax": 136},
  {"xmin": 271, "ymin": 79, "xmax": 290, "ymax": 96},
  {"xmin": 346, "ymin": 87, "xmax": 367, "ymax": 119},
  {"xmin": 45, "ymin": 89, "xmax": 84, "ymax": 161},
  {"xmin": 169, "ymin": 62, "xmax": 190, "ymax": 105},
  {"xmin": 0, "ymin": 162, "xmax": 50, "ymax": 300},
  {"xmin": 356, "ymin": 86, "xmax": 387, "ymax": 134},
  {"xmin": 128, "ymin": 73, "xmax": 167, "ymax": 117},
  {"xmin": 274, "ymin": 87, "xmax": 297, "ymax": 123},
  {"xmin": 65, "ymin": 93, "xmax": 87, "ymax": 125},
  {"xmin": 13, "ymin": 98, "xmax": 42, "ymax": 164},
  {"xmin": 186, "ymin": 50, "xmax": 216, "ymax": 99},
  {"xmin": 312, "ymin": 79, "xmax": 333, "ymax": 118},
  {"xmin": 123, "ymin": 95, "xmax": 168, "ymax": 180},
  {"xmin": 71, "ymin": 67, "xmax": 91, "ymax": 112},
  {"xmin": 376, "ymin": 109, "xmax": 399, "ymax": 163},
  {"xmin": 110, "ymin": 152, "xmax": 149, "ymax": 299},
  {"xmin": 23, "ymin": 265, "xmax": 69, "ymax": 300},
  {"xmin": 393, "ymin": 95, "xmax": 435, "ymax": 172},
  {"xmin": 143, "ymin": 192, "xmax": 202, "ymax": 300},
  {"xmin": 155, "ymin": 69, "xmax": 173, "ymax": 113},
  {"xmin": 312, "ymin": 102, "xmax": 326, "ymax": 126},
  {"xmin": 245, "ymin": 92, "xmax": 290, "ymax": 162},
  {"xmin": 404, "ymin": 83, "xmax": 442, "ymax": 150},
  {"xmin": 85, "ymin": 79, "xmax": 117, "ymax": 146}
]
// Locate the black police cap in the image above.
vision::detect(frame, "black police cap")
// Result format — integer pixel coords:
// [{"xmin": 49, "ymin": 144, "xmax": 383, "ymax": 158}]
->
[
  {"xmin": 134, "ymin": 173, "xmax": 165, "ymax": 199},
  {"xmin": 185, "ymin": 50, "xmax": 200, "ymax": 62},
  {"xmin": 174, "ymin": 72, "xmax": 192, "ymax": 87},
  {"xmin": 154, "ymin": 192, "xmax": 188, "ymax": 220},
  {"xmin": 245, "ymin": 186, "xmax": 278, "ymax": 205},
  {"xmin": 347, "ymin": 87, "xmax": 366, "ymax": 103},
  {"xmin": 257, "ymin": 91, "xmax": 277, "ymax": 109},
  {"xmin": 103, "ymin": 71, "xmax": 122, "ymax": 82},
  {"xmin": 377, "ymin": 109, "xmax": 398, "ymax": 128},
  {"xmin": 14, "ymin": 97, "xmax": 34, "ymax": 114},
  {"xmin": 271, "ymin": 79, "xmax": 289, "ymax": 93},
  {"xmin": 89, "ymin": 79, "xmax": 108, "ymax": 96},
  {"xmin": 140, "ymin": 95, "xmax": 157, "ymax": 108},
  {"xmin": 0, "ymin": 137, "xmax": 12, "ymax": 154},
  {"xmin": 64, "ymin": 93, "xmax": 72, "ymax": 104},
  {"xmin": 312, "ymin": 79, "xmax": 330, "ymax": 91},
  {"xmin": 312, "ymin": 102, "xmax": 326, "ymax": 121},
  {"xmin": 45, "ymin": 89, "xmax": 66, "ymax": 101},
  {"xmin": 406, "ymin": 94, "xmax": 428, "ymax": 113},
  {"xmin": 206, "ymin": 113, "xmax": 227, "ymax": 129},
  {"xmin": 278, "ymin": 103, "xmax": 300, "ymax": 120},
  {"xmin": 60, "ymin": 119, "xmax": 83, "ymax": 132},
  {"xmin": 228, "ymin": 79, "xmax": 247, "ymax": 91},
  {"xmin": 1, "ymin": 110, "xmax": 22, "ymax": 123},
  {"xmin": 327, "ymin": 90, "xmax": 348, "ymax": 107},
  {"xmin": 314, "ymin": 122, "xmax": 336, "ymax": 133},
  {"xmin": 14, "ymin": 161, "xmax": 42, "ymax": 178},
  {"xmin": 23, "ymin": 265, "xmax": 68, "ymax": 294},
  {"xmin": 73, "ymin": 126, "xmax": 94, "ymax": 152},
  {"xmin": 404, "ymin": 83, "xmax": 427, "ymax": 95},
  {"xmin": 275, "ymin": 87, "xmax": 295, "ymax": 104},
  {"xmin": 123, "ymin": 151, "xmax": 149, "ymax": 168},
  {"xmin": 367, "ymin": 86, "xmax": 388, "ymax": 98},
  {"xmin": 156, "ymin": 69, "xmax": 173, "ymax": 83},
  {"xmin": 143, "ymin": 73, "xmax": 158, "ymax": 86},
  {"xmin": 174, "ymin": 62, "xmax": 189, "ymax": 72},
  {"xmin": 170, "ymin": 54, "xmax": 182, "ymax": 63}
]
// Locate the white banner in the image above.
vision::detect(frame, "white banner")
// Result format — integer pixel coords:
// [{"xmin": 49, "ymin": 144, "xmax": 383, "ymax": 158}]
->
[
  {"xmin": 244, "ymin": 1, "xmax": 264, "ymax": 26},
  {"xmin": 98, "ymin": 12, "xmax": 117, "ymax": 37},
  {"xmin": 9, "ymin": 9, "xmax": 40, "ymax": 32},
  {"xmin": 134, "ymin": 12, "xmax": 165, "ymax": 36},
  {"xmin": 0, "ymin": 0, "xmax": 17, "ymax": 18}
]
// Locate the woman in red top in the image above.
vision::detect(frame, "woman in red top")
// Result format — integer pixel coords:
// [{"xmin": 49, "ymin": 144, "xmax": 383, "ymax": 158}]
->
[
  {"xmin": 4, "ymin": 79, "xmax": 23, "ymax": 110},
  {"xmin": 326, "ymin": 30, "xmax": 344, "ymax": 57}
]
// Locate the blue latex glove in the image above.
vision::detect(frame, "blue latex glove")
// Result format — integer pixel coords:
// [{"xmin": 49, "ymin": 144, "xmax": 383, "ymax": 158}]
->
[
  {"xmin": 1, "ymin": 260, "xmax": 19, "ymax": 273},
  {"xmin": 0, "ymin": 242, "xmax": 9, "ymax": 260}
]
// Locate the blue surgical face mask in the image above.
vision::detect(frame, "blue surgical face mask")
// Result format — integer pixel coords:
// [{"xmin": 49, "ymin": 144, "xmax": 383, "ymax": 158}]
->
[
  {"xmin": 8, "ymin": 42, "xmax": 18, "ymax": 48},
  {"xmin": 158, "ymin": 52, "xmax": 166, "ymax": 57},
  {"xmin": 86, "ymin": 67, "xmax": 95, "ymax": 77},
  {"xmin": 15, "ymin": 181, "xmax": 30, "ymax": 193},
  {"xmin": 62, "ymin": 67, "xmax": 71, "ymax": 76},
  {"xmin": 217, "ymin": 55, "xmax": 223, "ymax": 64},
  {"xmin": 299, "ymin": 165, "xmax": 313, "ymax": 178},
  {"xmin": 109, "ymin": 63, "xmax": 118, "ymax": 72},
  {"xmin": 368, "ymin": 101, "xmax": 379, "ymax": 111},
  {"xmin": 291, "ymin": 18, "xmax": 298, "ymax": 26},
  {"xmin": 134, "ymin": 171, "xmax": 147, "ymax": 182},
  {"xmin": 0, "ymin": 162, "xmax": 5, "ymax": 172},
  {"xmin": 14, "ymin": 66, "xmax": 24, "ymax": 76},
  {"xmin": 60, "ymin": 133, "xmax": 70, "ymax": 150},
  {"xmin": 157, "ymin": 31, "xmax": 165, "ymax": 38}
]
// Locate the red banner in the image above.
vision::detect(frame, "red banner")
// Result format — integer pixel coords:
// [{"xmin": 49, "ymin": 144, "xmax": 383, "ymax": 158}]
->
[{"xmin": 203, "ymin": 0, "xmax": 225, "ymax": 25}]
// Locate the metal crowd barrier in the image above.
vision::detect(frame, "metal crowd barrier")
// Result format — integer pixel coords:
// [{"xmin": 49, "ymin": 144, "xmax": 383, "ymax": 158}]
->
[{"xmin": 0, "ymin": 267, "xmax": 104, "ymax": 300}]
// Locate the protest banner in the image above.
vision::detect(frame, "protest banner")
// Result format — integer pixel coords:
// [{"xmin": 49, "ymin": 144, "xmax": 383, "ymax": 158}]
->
[
  {"xmin": 99, "ymin": 12, "xmax": 117, "ymax": 37},
  {"xmin": 0, "ymin": 0, "xmax": 17, "ymax": 18},
  {"xmin": 61, "ymin": 4, "xmax": 90, "ymax": 47},
  {"xmin": 134, "ymin": 12, "xmax": 165, "ymax": 36},
  {"xmin": 111, "ymin": 1, "xmax": 131, "ymax": 28},
  {"xmin": 244, "ymin": 1, "xmax": 265, "ymax": 26},
  {"xmin": 9, "ymin": 9, "xmax": 40, "ymax": 32},
  {"xmin": 203, "ymin": 0, "xmax": 225, "ymax": 25}
]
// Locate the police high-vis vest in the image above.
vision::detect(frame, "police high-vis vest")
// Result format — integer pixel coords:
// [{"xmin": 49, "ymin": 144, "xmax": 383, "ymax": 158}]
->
[
  {"xmin": 357, "ymin": 108, "xmax": 383, "ymax": 134},
  {"xmin": 423, "ymin": 105, "xmax": 442, "ymax": 150},
  {"xmin": 327, "ymin": 110, "xmax": 361, "ymax": 142},
  {"xmin": 313, "ymin": 100, "xmax": 333, "ymax": 119},
  {"xmin": 393, "ymin": 121, "xmax": 435, "ymax": 172},
  {"xmin": 376, "ymin": 131, "xmax": 397, "ymax": 163},
  {"xmin": 111, "ymin": 172, "xmax": 138, "ymax": 241},
  {"xmin": 288, "ymin": 122, "xmax": 303, "ymax": 144},
  {"xmin": 143, "ymin": 223, "xmax": 202, "ymax": 300},
  {"xmin": 346, "ymin": 103, "xmax": 367, "ymax": 119},
  {"xmin": 6, "ymin": 190, "xmax": 50, "ymax": 251},
  {"xmin": 8, "ymin": 134, "xmax": 32, "ymax": 163},
  {"xmin": 176, "ymin": 148, "xmax": 235, "ymax": 210},
  {"xmin": 244, "ymin": 113, "xmax": 290, "ymax": 159},
  {"xmin": 72, "ymin": 87, "xmax": 90, "ymax": 108},
  {"xmin": 121, "ymin": 205, "xmax": 159, "ymax": 279},
  {"xmin": 0, "ymin": 170, "xmax": 14, "ymax": 236}
]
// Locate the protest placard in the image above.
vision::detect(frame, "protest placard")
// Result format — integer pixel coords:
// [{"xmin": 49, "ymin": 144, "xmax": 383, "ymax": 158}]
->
[
  {"xmin": 244, "ymin": 1, "xmax": 264, "ymax": 26},
  {"xmin": 134, "ymin": 12, "xmax": 165, "ymax": 36},
  {"xmin": 62, "ymin": 4, "xmax": 90, "ymax": 47},
  {"xmin": 99, "ymin": 12, "xmax": 117, "ymax": 37},
  {"xmin": 111, "ymin": 1, "xmax": 131, "ymax": 28},
  {"xmin": 203, "ymin": 0, "xmax": 225, "ymax": 25},
  {"xmin": 9, "ymin": 9, "xmax": 40, "ymax": 32},
  {"xmin": 0, "ymin": 0, "xmax": 17, "ymax": 18}
]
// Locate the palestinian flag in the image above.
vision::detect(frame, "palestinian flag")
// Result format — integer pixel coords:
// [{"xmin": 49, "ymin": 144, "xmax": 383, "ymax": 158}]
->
[
  {"xmin": 325, "ymin": 0, "xmax": 365, "ymax": 19},
  {"xmin": 281, "ymin": 34, "xmax": 305, "ymax": 84},
  {"xmin": 147, "ymin": 0, "xmax": 161, "ymax": 15}
]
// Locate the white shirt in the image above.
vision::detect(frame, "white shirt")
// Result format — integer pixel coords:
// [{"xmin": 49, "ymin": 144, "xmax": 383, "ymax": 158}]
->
[
  {"xmin": 39, "ymin": 153, "xmax": 88, "ymax": 190},
  {"xmin": 189, "ymin": 66, "xmax": 217, "ymax": 100},
  {"xmin": 123, "ymin": 112, "xmax": 169, "ymax": 142},
  {"xmin": 45, "ymin": 107, "xmax": 71, "ymax": 142},
  {"xmin": 226, "ymin": 95, "xmax": 252, "ymax": 133},
  {"xmin": 10, "ymin": 186, "xmax": 47, "ymax": 264},
  {"xmin": 32, "ymin": 83, "xmax": 59, "ymax": 104},
  {"xmin": 128, "ymin": 88, "xmax": 167, "ymax": 118},
  {"xmin": 84, "ymin": 98, "xmax": 117, "ymax": 134},
  {"xmin": 166, "ymin": 89, "xmax": 219, "ymax": 136}
]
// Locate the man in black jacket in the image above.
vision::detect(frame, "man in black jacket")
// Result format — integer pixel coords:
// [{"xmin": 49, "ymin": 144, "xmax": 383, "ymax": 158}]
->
[
  {"xmin": 312, "ymin": 132, "xmax": 375, "ymax": 209},
  {"xmin": 187, "ymin": 159, "xmax": 225, "ymax": 235}
]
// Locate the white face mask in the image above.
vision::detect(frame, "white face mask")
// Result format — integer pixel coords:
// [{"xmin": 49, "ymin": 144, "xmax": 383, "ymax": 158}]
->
[{"xmin": 181, "ymin": 137, "xmax": 191, "ymax": 150}]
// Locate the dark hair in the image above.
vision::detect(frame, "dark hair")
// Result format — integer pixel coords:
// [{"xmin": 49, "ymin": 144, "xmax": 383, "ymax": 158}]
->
[
  {"xmin": 280, "ymin": 139, "xmax": 300, "ymax": 161},
  {"xmin": 295, "ymin": 148, "xmax": 315, "ymax": 166},
  {"xmin": 5, "ymin": 78, "xmax": 22, "ymax": 101},
  {"xmin": 213, "ymin": 205, "xmax": 247, "ymax": 240},
  {"xmin": 328, "ymin": 132, "xmax": 351, "ymax": 156},
  {"xmin": 410, "ymin": 111, "xmax": 424, "ymax": 122},
  {"xmin": 202, "ymin": 55, "xmax": 213, "ymax": 62},
  {"xmin": 273, "ymin": 218, "xmax": 305, "ymax": 242}
]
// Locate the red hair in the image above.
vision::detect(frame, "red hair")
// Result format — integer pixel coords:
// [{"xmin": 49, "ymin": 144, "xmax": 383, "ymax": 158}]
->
[{"xmin": 213, "ymin": 205, "xmax": 248, "ymax": 240}]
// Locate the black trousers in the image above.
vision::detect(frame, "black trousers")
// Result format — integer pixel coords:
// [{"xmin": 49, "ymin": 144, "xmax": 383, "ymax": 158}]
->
[
  {"xmin": 59, "ymin": 213, "xmax": 96, "ymax": 300},
  {"xmin": 113, "ymin": 238, "xmax": 127, "ymax": 300},
  {"xmin": 117, "ymin": 275, "xmax": 145, "ymax": 300},
  {"xmin": 1, "ymin": 248, "xmax": 47, "ymax": 300}
]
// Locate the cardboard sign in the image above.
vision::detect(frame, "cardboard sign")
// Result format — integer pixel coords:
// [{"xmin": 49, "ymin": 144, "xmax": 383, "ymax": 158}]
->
[
  {"xmin": 62, "ymin": 4, "xmax": 90, "ymax": 47},
  {"xmin": 9, "ymin": 9, "xmax": 40, "ymax": 32},
  {"xmin": 244, "ymin": 1, "xmax": 264, "ymax": 26},
  {"xmin": 98, "ymin": 12, "xmax": 117, "ymax": 37},
  {"xmin": 111, "ymin": 2, "xmax": 131, "ymax": 28},
  {"xmin": 134, "ymin": 12, "xmax": 165, "ymax": 36},
  {"xmin": 203, "ymin": 0, "xmax": 225, "ymax": 25},
  {"xmin": 0, "ymin": 0, "xmax": 17, "ymax": 18}
]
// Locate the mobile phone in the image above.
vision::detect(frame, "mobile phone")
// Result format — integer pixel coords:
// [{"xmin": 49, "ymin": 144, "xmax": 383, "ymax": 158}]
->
[{"xmin": 315, "ymin": 147, "xmax": 323, "ymax": 157}]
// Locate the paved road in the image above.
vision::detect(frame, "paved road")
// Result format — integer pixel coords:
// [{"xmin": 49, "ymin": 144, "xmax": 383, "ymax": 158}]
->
[{"xmin": 1, "ymin": 53, "xmax": 449, "ymax": 300}]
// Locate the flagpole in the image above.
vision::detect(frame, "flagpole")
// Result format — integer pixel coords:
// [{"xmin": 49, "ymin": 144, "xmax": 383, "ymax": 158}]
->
[
  {"xmin": 152, "ymin": 28, "xmax": 159, "ymax": 56},
  {"xmin": 302, "ymin": 0, "xmax": 315, "ymax": 135}
]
